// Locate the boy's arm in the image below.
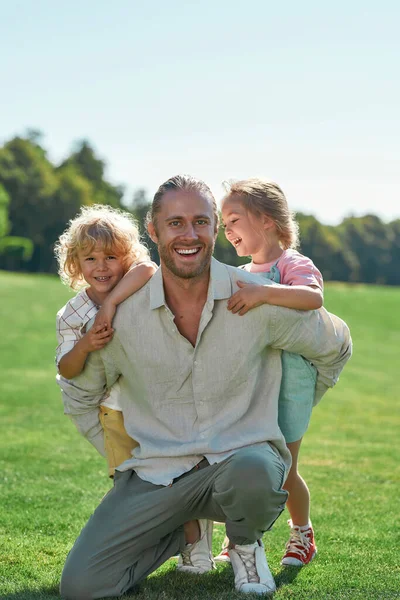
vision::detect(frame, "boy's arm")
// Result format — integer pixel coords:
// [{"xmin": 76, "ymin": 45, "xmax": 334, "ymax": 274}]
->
[
  {"xmin": 267, "ymin": 305, "xmax": 352, "ymax": 403},
  {"xmin": 57, "ymin": 343, "xmax": 121, "ymax": 454},
  {"xmin": 58, "ymin": 325, "xmax": 114, "ymax": 379},
  {"xmin": 228, "ymin": 282, "xmax": 323, "ymax": 314},
  {"xmin": 95, "ymin": 262, "xmax": 157, "ymax": 329}
]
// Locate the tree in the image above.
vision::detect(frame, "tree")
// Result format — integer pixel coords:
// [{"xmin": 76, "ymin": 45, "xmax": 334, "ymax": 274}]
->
[
  {"xmin": 0, "ymin": 135, "xmax": 127, "ymax": 274},
  {"xmin": 59, "ymin": 140, "xmax": 124, "ymax": 208},
  {"xmin": 339, "ymin": 215, "xmax": 393, "ymax": 284},
  {"xmin": 0, "ymin": 182, "xmax": 34, "ymax": 271},
  {"xmin": 297, "ymin": 213, "xmax": 357, "ymax": 282}
]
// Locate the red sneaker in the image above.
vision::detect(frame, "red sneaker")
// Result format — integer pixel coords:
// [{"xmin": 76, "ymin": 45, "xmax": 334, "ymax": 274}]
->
[
  {"xmin": 214, "ymin": 535, "xmax": 231, "ymax": 563},
  {"xmin": 281, "ymin": 520, "xmax": 317, "ymax": 566},
  {"xmin": 214, "ymin": 547, "xmax": 231, "ymax": 563}
]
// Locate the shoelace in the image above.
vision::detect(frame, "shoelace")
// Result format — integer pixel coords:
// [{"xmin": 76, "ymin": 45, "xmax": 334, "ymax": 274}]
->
[
  {"xmin": 236, "ymin": 547, "xmax": 259, "ymax": 583},
  {"xmin": 180, "ymin": 546, "xmax": 194, "ymax": 566},
  {"xmin": 285, "ymin": 528, "xmax": 311, "ymax": 560},
  {"xmin": 180, "ymin": 527, "xmax": 207, "ymax": 566}
]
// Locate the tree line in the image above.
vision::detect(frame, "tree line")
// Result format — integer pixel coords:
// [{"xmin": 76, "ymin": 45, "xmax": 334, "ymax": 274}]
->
[{"xmin": 1, "ymin": 133, "xmax": 399, "ymax": 285}]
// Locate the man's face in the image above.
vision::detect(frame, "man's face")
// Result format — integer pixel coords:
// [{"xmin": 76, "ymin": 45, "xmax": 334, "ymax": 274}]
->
[{"xmin": 148, "ymin": 189, "xmax": 217, "ymax": 280}]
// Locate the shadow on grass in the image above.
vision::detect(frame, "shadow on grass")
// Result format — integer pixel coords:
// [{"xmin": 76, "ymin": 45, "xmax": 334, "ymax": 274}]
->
[
  {"xmin": 3, "ymin": 565, "xmax": 301, "ymax": 600},
  {"xmin": 1, "ymin": 586, "xmax": 60, "ymax": 600},
  {"xmin": 274, "ymin": 565, "xmax": 301, "ymax": 590},
  {"xmin": 2, "ymin": 566, "xmax": 237, "ymax": 600}
]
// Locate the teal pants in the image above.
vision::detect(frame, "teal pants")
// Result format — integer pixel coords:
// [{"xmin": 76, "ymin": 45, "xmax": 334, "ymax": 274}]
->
[{"xmin": 60, "ymin": 445, "xmax": 287, "ymax": 600}]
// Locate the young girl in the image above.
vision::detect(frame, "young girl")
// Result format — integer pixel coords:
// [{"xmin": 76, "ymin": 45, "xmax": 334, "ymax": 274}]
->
[
  {"xmin": 219, "ymin": 178, "xmax": 323, "ymax": 567},
  {"xmin": 54, "ymin": 204, "xmax": 157, "ymax": 476}
]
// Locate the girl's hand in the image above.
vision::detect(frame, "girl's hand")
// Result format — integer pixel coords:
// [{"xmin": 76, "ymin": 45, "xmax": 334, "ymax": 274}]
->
[
  {"xmin": 80, "ymin": 324, "xmax": 114, "ymax": 353},
  {"xmin": 227, "ymin": 281, "xmax": 269, "ymax": 316},
  {"xmin": 93, "ymin": 301, "xmax": 117, "ymax": 331}
]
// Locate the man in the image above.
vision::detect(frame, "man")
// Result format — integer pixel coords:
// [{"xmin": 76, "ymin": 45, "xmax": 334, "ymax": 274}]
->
[{"xmin": 59, "ymin": 175, "xmax": 351, "ymax": 598}]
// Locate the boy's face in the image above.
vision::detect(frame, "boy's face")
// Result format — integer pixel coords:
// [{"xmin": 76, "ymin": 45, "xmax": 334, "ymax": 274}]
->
[{"xmin": 77, "ymin": 245, "xmax": 125, "ymax": 304}]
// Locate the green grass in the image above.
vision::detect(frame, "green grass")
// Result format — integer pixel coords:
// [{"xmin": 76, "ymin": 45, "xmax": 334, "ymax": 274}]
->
[{"xmin": 0, "ymin": 271, "xmax": 399, "ymax": 599}]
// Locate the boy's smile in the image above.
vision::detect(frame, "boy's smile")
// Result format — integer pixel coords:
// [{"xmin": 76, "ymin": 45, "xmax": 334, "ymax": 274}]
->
[{"xmin": 78, "ymin": 245, "xmax": 125, "ymax": 305}]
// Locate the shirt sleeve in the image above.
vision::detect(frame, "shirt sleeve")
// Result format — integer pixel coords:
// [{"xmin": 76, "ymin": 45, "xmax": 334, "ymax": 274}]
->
[
  {"xmin": 268, "ymin": 305, "xmax": 352, "ymax": 403},
  {"xmin": 278, "ymin": 252, "xmax": 324, "ymax": 290},
  {"xmin": 55, "ymin": 310, "xmax": 82, "ymax": 366},
  {"xmin": 57, "ymin": 340, "xmax": 121, "ymax": 453}
]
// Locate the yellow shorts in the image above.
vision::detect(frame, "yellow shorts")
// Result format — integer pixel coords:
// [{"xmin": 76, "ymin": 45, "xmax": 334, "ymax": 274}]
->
[{"xmin": 99, "ymin": 406, "xmax": 138, "ymax": 477}]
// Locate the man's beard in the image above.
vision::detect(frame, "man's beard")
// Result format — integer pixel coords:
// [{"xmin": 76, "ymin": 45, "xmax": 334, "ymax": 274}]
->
[{"xmin": 158, "ymin": 241, "xmax": 214, "ymax": 279}]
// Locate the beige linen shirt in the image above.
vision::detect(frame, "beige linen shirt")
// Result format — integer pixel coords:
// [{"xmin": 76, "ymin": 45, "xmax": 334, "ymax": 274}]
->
[{"xmin": 58, "ymin": 258, "xmax": 352, "ymax": 486}]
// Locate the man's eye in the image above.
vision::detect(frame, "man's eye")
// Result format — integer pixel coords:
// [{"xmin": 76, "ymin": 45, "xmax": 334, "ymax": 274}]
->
[
  {"xmin": 170, "ymin": 221, "xmax": 180, "ymax": 227},
  {"xmin": 196, "ymin": 220, "xmax": 208, "ymax": 225}
]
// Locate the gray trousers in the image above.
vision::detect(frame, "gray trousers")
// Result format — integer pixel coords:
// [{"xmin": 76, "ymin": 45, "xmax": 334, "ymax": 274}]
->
[{"xmin": 60, "ymin": 445, "xmax": 288, "ymax": 600}]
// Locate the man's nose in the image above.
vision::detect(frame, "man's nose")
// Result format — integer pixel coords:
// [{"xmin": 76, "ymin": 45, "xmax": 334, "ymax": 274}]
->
[{"xmin": 181, "ymin": 223, "xmax": 199, "ymax": 239}]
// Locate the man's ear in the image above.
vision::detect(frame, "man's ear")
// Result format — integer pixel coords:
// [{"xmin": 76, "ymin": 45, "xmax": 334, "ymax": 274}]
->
[{"xmin": 147, "ymin": 221, "xmax": 158, "ymax": 243}]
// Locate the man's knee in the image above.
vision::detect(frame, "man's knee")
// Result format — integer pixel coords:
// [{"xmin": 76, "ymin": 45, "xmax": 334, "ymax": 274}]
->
[
  {"xmin": 214, "ymin": 446, "xmax": 288, "ymax": 538},
  {"xmin": 60, "ymin": 559, "xmax": 96, "ymax": 600},
  {"xmin": 227, "ymin": 446, "xmax": 285, "ymax": 497}
]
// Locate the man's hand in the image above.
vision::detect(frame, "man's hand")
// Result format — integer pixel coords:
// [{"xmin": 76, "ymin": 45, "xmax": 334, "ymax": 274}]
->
[
  {"xmin": 80, "ymin": 324, "xmax": 114, "ymax": 353},
  {"xmin": 93, "ymin": 300, "xmax": 116, "ymax": 331},
  {"xmin": 227, "ymin": 281, "xmax": 270, "ymax": 316}
]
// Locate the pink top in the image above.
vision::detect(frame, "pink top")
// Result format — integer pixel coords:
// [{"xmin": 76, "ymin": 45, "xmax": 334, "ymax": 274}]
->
[{"xmin": 244, "ymin": 249, "xmax": 323, "ymax": 290}]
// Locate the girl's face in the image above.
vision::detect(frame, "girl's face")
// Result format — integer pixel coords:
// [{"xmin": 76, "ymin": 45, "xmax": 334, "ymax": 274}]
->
[
  {"xmin": 77, "ymin": 244, "xmax": 126, "ymax": 304},
  {"xmin": 221, "ymin": 197, "xmax": 268, "ymax": 258}
]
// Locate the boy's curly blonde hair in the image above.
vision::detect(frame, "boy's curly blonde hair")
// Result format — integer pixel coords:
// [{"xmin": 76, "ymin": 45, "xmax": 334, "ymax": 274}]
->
[
  {"xmin": 55, "ymin": 204, "xmax": 150, "ymax": 290},
  {"xmin": 222, "ymin": 178, "xmax": 299, "ymax": 250}
]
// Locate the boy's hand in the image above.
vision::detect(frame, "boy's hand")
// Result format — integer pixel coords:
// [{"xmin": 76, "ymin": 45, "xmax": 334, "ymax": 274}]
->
[
  {"xmin": 93, "ymin": 301, "xmax": 117, "ymax": 331},
  {"xmin": 80, "ymin": 324, "xmax": 114, "ymax": 353},
  {"xmin": 227, "ymin": 281, "xmax": 269, "ymax": 316}
]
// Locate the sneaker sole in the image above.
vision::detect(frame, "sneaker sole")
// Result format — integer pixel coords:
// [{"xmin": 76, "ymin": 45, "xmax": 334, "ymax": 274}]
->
[
  {"xmin": 281, "ymin": 548, "xmax": 317, "ymax": 567},
  {"xmin": 214, "ymin": 554, "xmax": 231, "ymax": 563}
]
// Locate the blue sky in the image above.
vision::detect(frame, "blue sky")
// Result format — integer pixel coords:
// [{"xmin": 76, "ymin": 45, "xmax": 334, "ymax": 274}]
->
[{"xmin": 1, "ymin": 0, "xmax": 399, "ymax": 223}]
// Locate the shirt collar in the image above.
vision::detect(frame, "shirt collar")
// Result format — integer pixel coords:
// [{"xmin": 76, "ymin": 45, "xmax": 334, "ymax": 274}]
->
[{"xmin": 149, "ymin": 257, "xmax": 232, "ymax": 310}]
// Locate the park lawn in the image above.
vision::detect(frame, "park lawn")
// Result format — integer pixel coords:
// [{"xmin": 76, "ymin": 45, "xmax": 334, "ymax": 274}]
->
[{"xmin": 0, "ymin": 271, "xmax": 399, "ymax": 600}]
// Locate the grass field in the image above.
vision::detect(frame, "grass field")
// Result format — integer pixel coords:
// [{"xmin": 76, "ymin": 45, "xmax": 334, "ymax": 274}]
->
[{"xmin": 0, "ymin": 271, "xmax": 399, "ymax": 600}]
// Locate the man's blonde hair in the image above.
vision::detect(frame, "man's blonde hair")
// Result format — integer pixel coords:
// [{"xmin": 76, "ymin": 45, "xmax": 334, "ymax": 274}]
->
[
  {"xmin": 55, "ymin": 204, "xmax": 149, "ymax": 290},
  {"xmin": 223, "ymin": 178, "xmax": 299, "ymax": 250}
]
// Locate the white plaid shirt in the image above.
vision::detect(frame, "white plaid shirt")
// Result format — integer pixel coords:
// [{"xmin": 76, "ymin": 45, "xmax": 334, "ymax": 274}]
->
[{"xmin": 56, "ymin": 289, "xmax": 121, "ymax": 411}]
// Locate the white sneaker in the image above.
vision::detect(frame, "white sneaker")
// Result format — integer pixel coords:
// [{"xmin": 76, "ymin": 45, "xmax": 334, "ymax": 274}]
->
[
  {"xmin": 229, "ymin": 540, "xmax": 276, "ymax": 595},
  {"xmin": 177, "ymin": 519, "xmax": 216, "ymax": 574}
]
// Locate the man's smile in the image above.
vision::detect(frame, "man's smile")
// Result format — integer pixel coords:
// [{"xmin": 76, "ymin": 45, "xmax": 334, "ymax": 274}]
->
[{"xmin": 174, "ymin": 246, "xmax": 202, "ymax": 257}]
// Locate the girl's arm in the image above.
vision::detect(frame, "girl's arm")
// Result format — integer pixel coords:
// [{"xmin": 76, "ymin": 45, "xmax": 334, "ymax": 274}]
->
[
  {"xmin": 58, "ymin": 325, "xmax": 114, "ymax": 379},
  {"xmin": 94, "ymin": 262, "xmax": 157, "ymax": 329},
  {"xmin": 228, "ymin": 282, "xmax": 323, "ymax": 316}
]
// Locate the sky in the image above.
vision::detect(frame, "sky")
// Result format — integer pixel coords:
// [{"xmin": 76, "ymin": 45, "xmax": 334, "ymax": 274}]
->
[{"xmin": 1, "ymin": 0, "xmax": 399, "ymax": 224}]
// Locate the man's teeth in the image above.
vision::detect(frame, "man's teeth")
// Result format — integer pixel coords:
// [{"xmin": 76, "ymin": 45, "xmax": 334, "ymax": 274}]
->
[
  {"xmin": 233, "ymin": 238, "xmax": 241, "ymax": 246},
  {"xmin": 176, "ymin": 248, "xmax": 200, "ymax": 255}
]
